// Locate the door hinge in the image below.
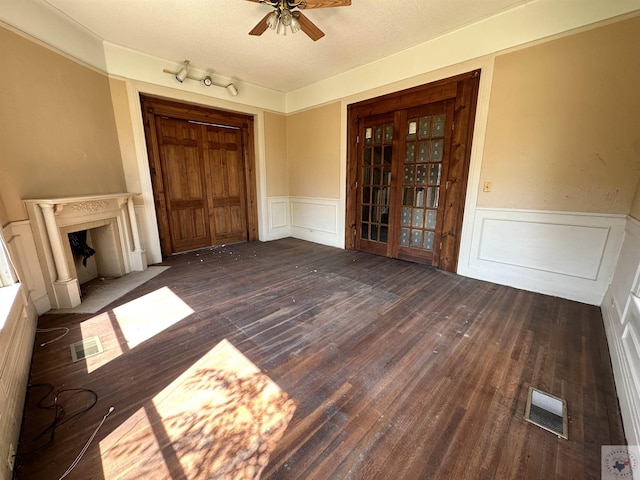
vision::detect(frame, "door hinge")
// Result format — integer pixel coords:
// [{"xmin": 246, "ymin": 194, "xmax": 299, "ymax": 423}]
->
[
  {"xmin": 356, "ymin": 135, "xmax": 359, "ymax": 144},
  {"xmin": 355, "ymin": 181, "xmax": 358, "ymax": 188},
  {"xmin": 446, "ymin": 180, "xmax": 450, "ymax": 189}
]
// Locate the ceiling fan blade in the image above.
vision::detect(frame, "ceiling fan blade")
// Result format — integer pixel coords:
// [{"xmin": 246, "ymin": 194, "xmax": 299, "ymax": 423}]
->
[
  {"xmin": 295, "ymin": 11, "xmax": 325, "ymax": 41},
  {"xmin": 302, "ymin": 0, "xmax": 351, "ymax": 8},
  {"xmin": 249, "ymin": 12, "xmax": 272, "ymax": 36}
]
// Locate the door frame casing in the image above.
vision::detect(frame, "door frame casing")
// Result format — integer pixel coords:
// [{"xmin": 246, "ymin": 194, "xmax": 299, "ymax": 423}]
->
[
  {"xmin": 140, "ymin": 95, "xmax": 259, "ymax": 257},
  {"xmin": 346, "ymin": 70, "xmax": 480, "ymax": 272}
]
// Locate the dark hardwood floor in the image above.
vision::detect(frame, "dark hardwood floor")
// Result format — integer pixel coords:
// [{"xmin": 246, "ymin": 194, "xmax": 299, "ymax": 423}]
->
[{"xmin": 15, "ymin": 238, "xmax": 624, "ymax": 479}]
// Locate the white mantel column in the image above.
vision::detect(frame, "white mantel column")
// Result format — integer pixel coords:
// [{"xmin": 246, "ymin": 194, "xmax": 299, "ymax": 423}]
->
[
  {"xmin": 39, "ymin": 203, "xmax": 81, "ymax": 307},
  {"xmin": 127, "ymin": 197, "xmax": 147, "ymax": 271}
]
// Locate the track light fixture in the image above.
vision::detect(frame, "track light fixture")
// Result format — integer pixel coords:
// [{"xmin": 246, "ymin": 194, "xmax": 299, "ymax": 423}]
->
[{"xmin": 162, "ymin": 61, "xmax": 239, "ymax": 97}]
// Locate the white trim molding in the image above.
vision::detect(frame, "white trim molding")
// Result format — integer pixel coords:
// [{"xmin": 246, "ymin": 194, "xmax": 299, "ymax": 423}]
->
[
  {"xmin": 3, "ymin": 221, "xmax": 50, "ymax": 315},
  {"xmin": 602, "ymin": 215, "xmax": 640, "ymax": 447},
  {"xmin": 289, "ymin": 197, "xmax": 341, "ymax": 248},
  {"xmin": 459, "ymin": 208, "xmax": 626, "ymax": 305}
]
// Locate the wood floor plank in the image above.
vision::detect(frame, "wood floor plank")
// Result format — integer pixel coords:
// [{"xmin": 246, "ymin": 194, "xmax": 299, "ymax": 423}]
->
[{"xmin": 15, "ymin": 238, "xmax": 625, "ymax": 479}]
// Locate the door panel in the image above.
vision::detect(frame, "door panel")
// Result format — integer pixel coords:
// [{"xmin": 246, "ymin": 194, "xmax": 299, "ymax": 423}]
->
[
  {"xmin": 157, "ymin": 117, "xmax": 211, "ymax": 252},
  {"xmin": 204, "ymin": 126, "xmax": 248, "ymax": 244},
  {"xmin": 396, "ymin": 101, "xmax": 455, "ymax": 265},
  {"xmin": 356, "ymin": 116, "xmax": 394, "ymax": 257}
]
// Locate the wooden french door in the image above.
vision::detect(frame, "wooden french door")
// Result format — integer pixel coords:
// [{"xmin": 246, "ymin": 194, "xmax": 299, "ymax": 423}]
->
[
  {"xmin": 347, "ymin": 71, "xmax": 480, "ymax": 271},
  {"xmin": 356, "ymin": 101, "xmax": 454, "ymax": 265},
  {"xmin": 141, "ymin": 96, "xmax": 258, "ymax": 257},
  {"xmin": 357, "ymin": 113, "xmax": 394, "ymax": 257}
]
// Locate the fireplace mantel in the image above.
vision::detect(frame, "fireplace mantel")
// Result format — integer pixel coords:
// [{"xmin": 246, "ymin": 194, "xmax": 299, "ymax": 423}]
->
[{"xmin": 24, "ymin": 193, "xmax": 147, "ymax": 309}]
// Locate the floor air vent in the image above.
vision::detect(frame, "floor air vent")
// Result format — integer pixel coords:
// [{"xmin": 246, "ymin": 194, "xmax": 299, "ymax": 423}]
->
[
  {"xmin": 70, "ymin": 336, "xmax": 104, "ymax": 362},
  {"xmin": 524, "ymin": 386, "xmax": 568, "ymax": 439}
]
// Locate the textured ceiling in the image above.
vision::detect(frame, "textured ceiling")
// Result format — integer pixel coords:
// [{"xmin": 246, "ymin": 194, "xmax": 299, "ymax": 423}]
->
[{"xmin": 41, "ymin": 0, "xmax": 527, "ymax": 92}]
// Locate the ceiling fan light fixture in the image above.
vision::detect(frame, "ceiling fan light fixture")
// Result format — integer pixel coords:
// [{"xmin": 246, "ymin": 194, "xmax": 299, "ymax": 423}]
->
[
  {"xmin": 175, "ymin": 61, "xmax": 189, "ymax": 83},
  {"xmin": 277, "ymin": 20, "xmax": 287, "ymax": 36},
  {"xmin": 280, "ymin": 8, "xmax": 293, "ymax": 27},
  {"xmin": 267, "ymin": 10, "xmax": 279, "ymax": 30},
  {"xmin": 290, "ymin": 15, "xmax": 300, "ymax": 34}
]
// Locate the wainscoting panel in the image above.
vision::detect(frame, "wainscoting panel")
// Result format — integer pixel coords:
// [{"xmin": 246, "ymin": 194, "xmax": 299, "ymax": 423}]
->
[
  {"xmin": 0, "ymin": 286, "xmax": 36, "ymax": 480},
  {"xmin": 290, "ymin": 197, "xmax": 341, "ymax": 248},
  {"xmin": 602, "ymin": 215, "xmax": 640, "ymax": 447},
  {"xmin": 461, "ymin": 208, "xmax": 626, "ymax": 305},
  {"xmin": 478, "ymin": 218, "xmax": 610, "ymax": 279},
  {"xmin": 266, "ymin": 197, "xmax": 291, "ymax": 241}
]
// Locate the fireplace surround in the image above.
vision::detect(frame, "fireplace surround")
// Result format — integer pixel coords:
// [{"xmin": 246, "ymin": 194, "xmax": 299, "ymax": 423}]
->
[{"xmin": 24, "ymin": 193, "xmax": 147, "ymax": 309}]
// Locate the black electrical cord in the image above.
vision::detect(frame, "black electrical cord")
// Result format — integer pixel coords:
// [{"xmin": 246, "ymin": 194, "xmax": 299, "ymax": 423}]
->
[{"xmin": 15, "ymin": 383, "xmax": 99, "ymax": 457}]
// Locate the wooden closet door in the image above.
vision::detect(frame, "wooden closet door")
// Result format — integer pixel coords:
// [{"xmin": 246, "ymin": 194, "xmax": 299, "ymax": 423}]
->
[
  {"xmin": 142, "ymin": 95, "xmax": 259, "ymax": 257},
  {"xmin": 157, "ymin": 117, "xmax": 212, "ymax": 253}
]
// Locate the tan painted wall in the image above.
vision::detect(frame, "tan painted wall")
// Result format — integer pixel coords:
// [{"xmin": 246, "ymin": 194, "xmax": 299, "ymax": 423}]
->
[
  {"xmin": 287, "ymin": 102, "xmax": 341, "ymax": 199},
  {"xmin": 0, "ymin": 195, "xmax": 8, "ymax": 227},
  {"xmin": 264, "ymin": 112, "xmax": 289, "ymax": 197},
  {"xmin": 479, "ymin": 15, "xmax": 640, "ymax": 214},
  {"xmin": 0, "ymin": 26, "xmax": 125, "ymax": 221}
]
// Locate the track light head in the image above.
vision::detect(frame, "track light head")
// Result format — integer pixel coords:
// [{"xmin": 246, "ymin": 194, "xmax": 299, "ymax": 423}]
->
[
  {"xmin": 226, "ymin": 84, "xmax": 238, "ymax": 96},
  {"xmin": 202, "ymin": 76, "xmax": 213, "ymax": 87},
  {"xmin": 175, "ymin": 61, "xmax": 189, "ymax": 83}
]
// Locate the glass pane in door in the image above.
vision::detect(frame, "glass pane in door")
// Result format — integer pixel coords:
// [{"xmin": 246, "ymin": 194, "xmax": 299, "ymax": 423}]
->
[
  {"xmin": 360, "ymin": 122, "xmax": 393, "ymax": 244},
  {"xmin": 400, "ymin": 113, "xmax": 445, "ymax": 252}
]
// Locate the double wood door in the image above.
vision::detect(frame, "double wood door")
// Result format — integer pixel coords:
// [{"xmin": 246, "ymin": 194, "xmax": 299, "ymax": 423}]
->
[
  {"xmin": 141, "ymin": 96, "xmax": 258, "ymax": 257},
  {"xmin": 357, "ymin": 101, "xmax": 454, "ymax": 265},
  {"xmin": 347, "ymin": 71, "xmax": 480, "ymax": 271}
]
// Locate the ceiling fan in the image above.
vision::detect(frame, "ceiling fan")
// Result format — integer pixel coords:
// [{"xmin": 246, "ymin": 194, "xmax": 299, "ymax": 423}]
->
[{"xmin": 247, "ymin": 0, "xmax": 351, "ymax": 41}]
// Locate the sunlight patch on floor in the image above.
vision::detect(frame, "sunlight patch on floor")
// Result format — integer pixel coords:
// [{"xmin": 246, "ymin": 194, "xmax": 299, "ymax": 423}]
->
[
  {"xmin": 79, "ymin": 311, "xmax": 124, "ymax": 373},
  {"xmin": 79, "ymin": 286, "xmax": 194, "ymax": 372},
  {"xmin": 112, "ymin": 286, "xmax": 194, "ymax": 349},
  {"xmin": 97, "ymin": 405, "xmax": 172, "ymax": 480},
  {"xmin": 98, "ymin": 339, "xmax": 296, "ymax": 479}
]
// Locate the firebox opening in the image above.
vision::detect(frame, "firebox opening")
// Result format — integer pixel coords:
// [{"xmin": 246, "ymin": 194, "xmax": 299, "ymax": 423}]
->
[{"xmin": 65, "ymin": 221, "xmax": 127, "ymax": 296}]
